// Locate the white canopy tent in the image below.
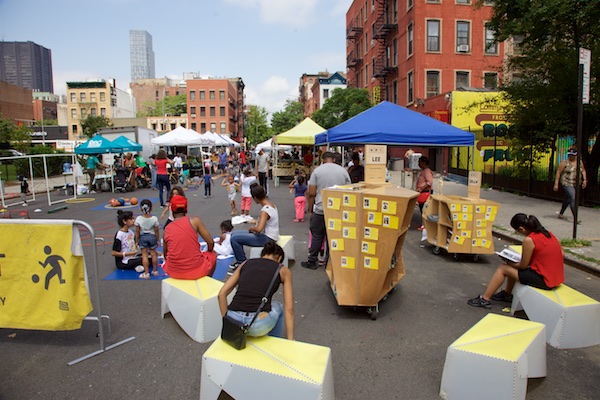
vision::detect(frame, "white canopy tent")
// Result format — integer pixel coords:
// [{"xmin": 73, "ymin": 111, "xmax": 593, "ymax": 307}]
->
[
  {"xmin": 254, "ymin": 138, "xmax": 292, "ymax": 152},
  {"xmin": 203, "ymin": 131, "xmax": 231, "ymax": 147},
  {"xmin": 151, "ymin": 127, "xmax": 210, "ymax": 146},
  {"xmin": 219, "ymin": 134, "xmax": 241, "ymax": 148}
]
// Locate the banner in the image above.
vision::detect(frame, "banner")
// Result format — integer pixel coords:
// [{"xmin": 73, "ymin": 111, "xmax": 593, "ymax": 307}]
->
[{"xmin": 0, "ymin": 221, "xmax": 92, "ymax": 330}]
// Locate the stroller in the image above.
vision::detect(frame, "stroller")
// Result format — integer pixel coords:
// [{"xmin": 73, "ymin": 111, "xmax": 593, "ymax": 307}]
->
[
  {"xmin": 114, "ymin": 167, "xmax": 134, "ymax": 192},
  {"xmin": 136, "ymin": 166, "xmax": 152, "ymax": 189}
]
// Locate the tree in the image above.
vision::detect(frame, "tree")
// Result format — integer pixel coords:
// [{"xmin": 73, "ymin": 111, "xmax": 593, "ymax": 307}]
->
[
  {"xmin": 480, "ymin": 0, "xmax": 600, "ymax": 184},
  {"xmin": 270, "ymin": 100, "xmax": 304, "ymax": 134},
  {"xmin": 312, "ymin": 87, "xmax": 371, "ymax": 129},
  {"xmin": 137, "ymin": 94, "xmax": 187, "ymax": 117},
  {"xmin": 0, "ymin": 114, "xmax": 32, "ymax": 152},
  {"xmin": 81, "ymin": 115, "xmax": 113, "ymax": 138},
  {"xmin": 244, "ymin": 105, "xmax": 271, "ymax": 146}
]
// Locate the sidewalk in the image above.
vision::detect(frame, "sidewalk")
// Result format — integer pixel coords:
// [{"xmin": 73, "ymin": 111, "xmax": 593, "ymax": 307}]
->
[{"xmin": 390, "ymin": 170, "xmax": 600, "ymax": 274}]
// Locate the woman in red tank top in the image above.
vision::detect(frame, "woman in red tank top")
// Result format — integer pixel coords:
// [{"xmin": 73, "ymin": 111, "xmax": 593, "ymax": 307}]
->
[
  {"xmin": 154, "ymin": 149, "xmax": 174, "ymax": 208},
  {"xmin": 468, "ymin": 213, "xmax": 564, "ymax": 308}
]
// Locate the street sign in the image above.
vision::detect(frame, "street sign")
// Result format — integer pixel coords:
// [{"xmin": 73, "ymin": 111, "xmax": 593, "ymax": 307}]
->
[{"xmin": 579, "ymin": 48, "xmax": 591, "ymax": 104}]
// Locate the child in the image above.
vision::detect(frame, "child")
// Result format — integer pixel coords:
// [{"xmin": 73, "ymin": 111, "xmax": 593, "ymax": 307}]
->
[
  {"xmin": 135, "ymin": 199, "xmax": 160, "ymax": 279},
  {"xmin": 203, "ymin": 168, "xmax": 215, "ymax": 198},
  {"xmin": 239, "ymin": 167, "xmax": 257, "ymax": 217},
  {"xmin": 160, "ymin": 186, "xmax": 185, "ymax": 229},
  {"xmin": 111, "ymin": 210, "xmax": 144, "ymax": 271},
  {"xmin": 18, "ymin": 174, "xmax": 29, "ymax": 206},
  {"xmin": 213, "ymin": 220, "xmax": 234, "ymax": 256},
  {"xmin": 289, "ymin": 175, "xmax": 307, "ymax": 222},
  {"xmin": 222, "ymin": 175, "xmax": 240, "ymax": 215}
]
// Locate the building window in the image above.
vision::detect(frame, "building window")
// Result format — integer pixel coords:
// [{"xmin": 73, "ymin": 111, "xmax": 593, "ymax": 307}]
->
[
  {"xmin": 364, "ymin": 33, "xmax": 368, "ymax": 55},
  {"xmin": 200, "ymin": 90, "xmax": 205, "ymax": 100},
  {"xmin": 100, "ymin": 92, "xmax": 106, "ymax": 102},
  {"xmin": 72, "ymin": 124, "xmax": 78, "ymax": 134},
  {"xmin": 200, "ymin": 122, "xmax": 206, "ymax": 133},
  {"xmin": 190, "ymin": 106, "xmax": 196, "ymax": 116},
  {"xmin": 407, "ymin": 23, "xmax": 413, "ymax": 56},
  {"xmin": 456, "ymin": 71, "xmax": 470, "ymax": 89},
  {"xmin": 101, "ymin": 108, "xmax": 106, "ymax": 116},
  {"xmin": 484, "ymin": 0, "xmax": 495, "ymax": 4},
  {"xmin": 219, "ymin": 90, "xmax": 225, "ymax": 100},
  {"xmin": 90, "ymin": 108, "xmax": 97, "ymax": 117},
  {"xmin": 393, "ymin": 38, "xmax": 398, "ymax": 65},
  {"xmin": 70, "ymin": 93, "xmax": 76, "ymax": 102},
  {"xmin": 210, "ymin": 122, "xmax": 216, "ymax": 132},
  {"xmin": 427, "ymin": 20, "xmax": 440, "ymax": 52},
  {"xmin": 372, "ymin": 58, "xmax": 376, "ymax": 77},
  {"xmin": 426, "ymin": 71, "xmax": 440, "ymax": 97},
  {"xmin": 210, "ymin": 107, "xmax": 216, "ymax": 117},
  {"xmin": 457, "ymin": 0, "xmax": 471, "ymax": 3},
  {"xmin": 80, "ymin": 93, "xmax": 86, "ymax": 102},
  {"xmin": 456, "ymin": 21, "xmax": 470, "ymax": 51},
  {"xmin": 427, "ymin": 0, "xmax": 441, "ymax": 2},
  {"xmin": 200, "ymin": 106, "xmax": 206, "ymax": 117},
  {"xmin": 209, "ymin": 90, "xmax": 215, "ymax": 100},
  {"xmin": 191, "ymin": 122, "xmax": 197, "ymax": 131},
  {"xmin": 220, "ymin": 122, "xmax": 226, "ymax": 134},
  {"xmin": 408, "ymin": 0, "xmax": 413, "ymax": 9},
  {"xmin": 407, "ymin": 72, "xmax": 414, "ymax": 103},
  {"xmin": 81, "ymin": 108, "xmax": 87, "ymax": 118},
  {"xmin": 90, "ymin": 92, "xmax": 96, "ymax": 101},
  {"xmin": 484, "ymin": 72, "xmax": 498, "ymax": 89},
  {"xmin": 220, "ymin": 106, "xmax": 226, "ymax": 116},
  {"xmin": 485, "ymin": 27, "xmax": 498, "ymax": 54},
  {"xmin": 190, "ymin": 90, "xmax": 196, "ymax": 101},
  {"xmin": 393, "ymin": 80, "xmax": 398, "ymax": 104},
  {"xmin": 151, "ymin": 123, "xmax": 157, "ymax": 130},
  {"xmin": 365, "ymin": 64, "xmax": 369, "ymax": 83},
  {"xmin": 324, "ymin": 89, "xmax": 329, "ymax": 99},
  {"xmin": 71, "ymin": 108, "xmax": 77, "ymax": 118}
]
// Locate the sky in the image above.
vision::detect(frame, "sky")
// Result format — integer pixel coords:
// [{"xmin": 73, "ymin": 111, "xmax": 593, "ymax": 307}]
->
[{"xmin": 0, "ymin": 0, "xmax": 352, "ymax": 115}]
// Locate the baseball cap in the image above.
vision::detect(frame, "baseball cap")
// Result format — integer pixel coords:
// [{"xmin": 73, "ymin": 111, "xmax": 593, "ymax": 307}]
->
[{"xmin": 170, "ymin": 195, "xmax": 187, "ymax": 213}]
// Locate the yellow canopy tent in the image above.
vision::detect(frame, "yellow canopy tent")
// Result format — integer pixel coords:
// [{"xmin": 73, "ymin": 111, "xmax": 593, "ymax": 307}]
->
[{"xmin": 275, "ymin": 117, "xmax": 325, "ymax": 145}]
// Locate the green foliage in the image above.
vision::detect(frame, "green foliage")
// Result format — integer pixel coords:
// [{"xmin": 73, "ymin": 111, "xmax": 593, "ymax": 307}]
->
[
  {"xmin": 560, "ymin": 238, "xmax": 592, "ymax": 248},
  {"xmin": 312, "ymin": 87, "xmax": 371, "ymax": 129},
  {"xmin": 0, "ymin": 114, "xmax": 32, "ymax": 151},
  {"xmin": 138, "ymin": 94, "xmax": 187, "ymax": 117},
  {"xmin": 33, "ymin": 119, "xmax": 58, "ymax": 126},
  {"xmin": 81, "ymin": 115, "xmax": 113, "ymax": 138},
  {"xmin": 271, "ymin": 100, "xmax": 304, "ymax": 135},
  {"xmin": 244, "ymin": 105, "xmax": 271, "ymax": 146}
]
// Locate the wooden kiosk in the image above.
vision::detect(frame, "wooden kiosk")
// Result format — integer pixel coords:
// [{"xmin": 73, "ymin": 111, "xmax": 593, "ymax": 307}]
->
[
  {"xmin": 422, "ymin": 171, "xmax": 500, "ymax": 260},
  {"xmin": 322, "ymin": 145, "xmax": 418, "ymax": 319}
]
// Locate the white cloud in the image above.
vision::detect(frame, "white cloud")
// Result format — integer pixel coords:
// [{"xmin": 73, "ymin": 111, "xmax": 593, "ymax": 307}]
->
[
  {"xmin": 245, "ymin": 75, "xmax": 297, "ymax": 115},
  {"xmin": 223, "ymin": 0, "xmax": 318, "ymax": 27}
]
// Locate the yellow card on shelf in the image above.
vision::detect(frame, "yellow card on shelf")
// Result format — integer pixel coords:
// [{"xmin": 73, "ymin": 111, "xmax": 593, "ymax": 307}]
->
[
  {"xmin": 363, "ymin": 197, "xmax": 378, "ymax": 210},
  {"xmin": 476, "ymin": 229, "xmax": 486, "ymax": 238},
  {"xmin": 361, "ymin": 241, "xmax": 376, "ymax": 255},
  {"xmin": 343, "ymin": 194, "xmax": 356, "ymax": 208},
  {"xmin": 342, "ymin": 226, "xmax": 357, "ymax": 239},
  {"xmin": 451, "ymin": 204, "xmax": 458, "ymax": 212},
  {"xmin": 327, "ymin": 197, "xmax": 341, "ymax": 210},
  {"xmin": 457, "ymin": 221, "xmax": 465, "ymax": 229},
  {"xmin": 475, "ymin": 205, "xmax": 483, "ymax": 214},
  {"xmin": 364, "ymin": 227, "xmax": 379, "ymax": 240},
  {"xmin": 381, "ymin": 200, "xmax": 397, "ymax": 215},
  {"xmin": 363, "ymin": 257, "xmax": 379, "ymax": 270},
  {"xmin": 453, "ymin": 213, "xmax": 461, "ymax": 221},
  {"xmin": 330, "ymin": 238, "xmax": 344, "ymax": 251},
  {"xmin": 341, "ymin": 256, "xmax": 355, "ymax": 269},
  {"xmin": 382, "ymin": 215, "xmax": 399, "ymax": 229},
  {"xmin": 476, "ymin": 219, "xmax": 487, "ymax": 227},
  {"xmin": 367, "ymin": 212, "xmax": 383, "ymax": 225},
  {"xmin": 453, "ymin": 236, "xmax": 465, "ymax": 245},
  {"xmin": 462, "ymin": 205, "xmax": 473, "ymax": 213},
  {"xmin": 342, "ymin": 210, "xmax": 356, "ymax": 223},
  {"xmin": 328, "ymin": 218, "xmax": 341, "ymax": 231},
  {"xmin": 484, "ymin": 239, "xmax": 492, "ymax": 248},
  {"xmin": 461, "ymin": 230, "xmax": 471, "ymax": 238}
]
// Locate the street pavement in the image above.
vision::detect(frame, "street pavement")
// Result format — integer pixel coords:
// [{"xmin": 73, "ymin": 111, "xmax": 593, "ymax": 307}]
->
[{"xmin": 1, "ymin": 172, "xmax": 600, "ymax": 400}]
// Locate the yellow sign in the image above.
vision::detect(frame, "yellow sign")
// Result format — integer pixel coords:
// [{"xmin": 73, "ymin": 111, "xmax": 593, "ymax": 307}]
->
[
  {"xmin": 342, "ymin": 211, "xmax": 356, "ymax": 223},
  {"xmin": 0, "ymin": 222, "xmax": 92, "ymax": 331},
  {"xmin": 363, "ymin": 197, "xmax": 378, "ymax": 210},
  {"xmin": 327, "ymin": 218, "xmax": 341, "ymax": 231},
  {"xmin": 342, "ymin": 194, "xmax": 356, "ymax": 208},
  {"xmin": 381, "ymin": 200, "xmax": 397, "ymax": 215},
  {"xmin": 341, "ymin": 256, "xmax": 355, "ymax": 269},
  {"xmin": 342, "ymin": 227, "xmax": 357, "ymax": 239},
  {"xmin": 367, "ymin": 212, "xmax": 383, "ymax": 225},
  {"xmin": 330, "ymin": 239, "xmax": 345, "ymax": 251},
  {"xmin": 382, "ymin": 215, "xmax": 399, "ymax": 230},
  {"xmin": 361, "ymin": 241, "xmax": 376, "ymax": 255},
  {"xmin": 364, "ymin": 227, "xmax": 379, "ymax": 240},
  {"xmin": 326, "ymin": 197, "xmax": 341, "ymax": 210},
  {"xmin": 363, "ymin": 257, "xmax": 379, "ymax": 270}
]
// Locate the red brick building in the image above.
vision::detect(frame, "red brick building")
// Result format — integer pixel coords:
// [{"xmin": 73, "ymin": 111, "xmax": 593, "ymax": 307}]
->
[
  {"xmin": 186, "ymin": 78, "xmax": 245, "ymax": 141},
  {"xmin": 130, "ymin": 78, "xmax": 187, "ymax": 115},
  {"xmin": 0, "ymin": 81, "xmax": 34, "ymax": 125},
  {"xmin": 346, "ymin": 0, "xmax": 503, "ymax": 106}
]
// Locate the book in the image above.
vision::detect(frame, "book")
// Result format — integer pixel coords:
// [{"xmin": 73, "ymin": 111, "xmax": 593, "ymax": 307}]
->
[{"xmin": 495, "ymin": 248, "xmax": 522, "ymax": 264}]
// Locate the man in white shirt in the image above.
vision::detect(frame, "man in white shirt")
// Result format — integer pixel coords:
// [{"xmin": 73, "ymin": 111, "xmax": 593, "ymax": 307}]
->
[{"xmin": 256, "ymin": 148, "xmax": 270, "ymax": 193}]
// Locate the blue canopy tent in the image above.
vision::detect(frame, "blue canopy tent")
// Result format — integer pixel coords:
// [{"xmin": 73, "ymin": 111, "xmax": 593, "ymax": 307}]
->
[
  {"xmin": 314, "ymin": 101, "xmax": 474, "ymax": 147},
  {"xmin": 74, "ymin": 135, "xmax": 124, "ymax": 154},
  {"xmin": 110, "ymin": 135, "xmax": 143, "ymax": 152}
]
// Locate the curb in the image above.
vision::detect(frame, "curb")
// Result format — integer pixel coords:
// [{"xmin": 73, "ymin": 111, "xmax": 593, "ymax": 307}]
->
[{"xmin": 492, "ymin": 228, "xmax": 600, "ymax": 276}]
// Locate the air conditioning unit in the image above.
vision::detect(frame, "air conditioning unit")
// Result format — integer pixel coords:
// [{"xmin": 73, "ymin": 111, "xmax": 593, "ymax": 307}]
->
[
  {"xmin": 457, "ymin": 44, "xmax": 470, "ymax": 52},
  {"xmin": 191, "ymin": 114, "xmax": 196, "ymax": 118}
]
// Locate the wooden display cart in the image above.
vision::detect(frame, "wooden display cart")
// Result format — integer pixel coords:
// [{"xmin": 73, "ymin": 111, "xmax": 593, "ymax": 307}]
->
[
  {"xmin": 322, "ymin": 184, "xmax": 418, "ymax": 319},
  {"xmin": 422, "ymin": 194, "xmax": 500, "ymax": 261}
]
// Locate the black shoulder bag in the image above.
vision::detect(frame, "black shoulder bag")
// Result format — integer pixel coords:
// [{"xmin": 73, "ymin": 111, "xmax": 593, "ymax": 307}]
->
[{"xmin": 221, "ymin": 264, "xmax": 282, "ymax": 350}]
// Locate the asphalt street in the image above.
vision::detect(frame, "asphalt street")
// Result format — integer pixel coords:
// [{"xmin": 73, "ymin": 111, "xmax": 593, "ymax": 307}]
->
[{"xmin": 1, "ymin": 175, "xmax": 600, "ymax": 400}]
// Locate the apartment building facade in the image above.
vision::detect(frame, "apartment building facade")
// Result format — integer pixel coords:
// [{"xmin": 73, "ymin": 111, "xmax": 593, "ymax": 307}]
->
[
  {"xmin": 66, "ymin": 79, "xmax": 136, "ymax": 140},
  {"xmin": 129, "ymin": 77, "xmax": 187, "ymax": 115},
  {"xmin": 186, "ymin": 78, "xmax": 245, "ymax": 141},
  {"xmin": 0, "ymin": 41, "xmax": 54, "ymax": 93},
  {"xmin": 299, "ymin": 71, "xmax": 348, "ymax": 116},
  {"xmin": 346, "ymin": 0, "xmax": 503, "ymax": 106}
]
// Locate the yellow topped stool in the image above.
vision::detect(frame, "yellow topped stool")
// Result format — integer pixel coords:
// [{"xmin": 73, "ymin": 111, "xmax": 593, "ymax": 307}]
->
[
  {"xmin": 200, "ymin": 336, "xmax": 334, "ymax": 400},
  {"xmin": 249, "ymin": 235, "xmax": 295, "ymax": 267},
  {"xmin": 440, "ymin": 314, "xmax": 546, "ymax": 400}
]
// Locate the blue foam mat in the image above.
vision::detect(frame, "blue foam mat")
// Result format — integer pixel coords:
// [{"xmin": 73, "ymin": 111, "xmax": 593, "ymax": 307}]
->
[{"xmin": 104, "ymin": 265, "xmax": 168, "ymax": 280}]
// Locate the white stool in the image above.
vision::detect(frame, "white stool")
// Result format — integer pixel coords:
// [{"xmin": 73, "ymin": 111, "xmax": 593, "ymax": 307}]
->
[
  {"xmin": 440, "ymin": 314, "xmax": 546, "ymax": 400},
  {"xmin": 161, "ymin": 276, "xmax": 234, "ymax": 343},
  {"xmin": 511, "ymin": 282, "xmax": 600, "ymax": 349},
  {"xmin": 249, "ymin": 235, "xmax": 295, "ymax": 267},
  {"xmin": 200, "ymin": 336, "xmax": 334, "ymax": 400}
]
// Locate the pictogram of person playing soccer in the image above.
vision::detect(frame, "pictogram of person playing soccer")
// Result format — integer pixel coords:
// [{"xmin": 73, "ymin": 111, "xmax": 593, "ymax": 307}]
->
[{"xmin": 39, "ymin": 246, "xmax": 66, "ymax": 290}]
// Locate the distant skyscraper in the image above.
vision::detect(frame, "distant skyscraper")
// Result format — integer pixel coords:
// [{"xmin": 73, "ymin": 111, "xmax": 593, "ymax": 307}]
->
[
  {"xmin": 129, "ymin": 30, "xmax": 156, "ymax": 82},
  {"xmin": 0, "ymin": 41, "xmax": 54, "ymax": 93}
]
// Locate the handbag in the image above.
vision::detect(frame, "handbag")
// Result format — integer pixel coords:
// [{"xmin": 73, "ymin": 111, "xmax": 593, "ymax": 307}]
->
[{"xmin": 221, "ymin": 264, "xmax": 282, "ymax": 350}]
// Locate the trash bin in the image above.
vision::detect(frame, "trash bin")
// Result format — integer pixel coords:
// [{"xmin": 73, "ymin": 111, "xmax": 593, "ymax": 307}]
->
[{"xmin": 389, "ymin": 158, "xmax": 404, "ymax": 171}]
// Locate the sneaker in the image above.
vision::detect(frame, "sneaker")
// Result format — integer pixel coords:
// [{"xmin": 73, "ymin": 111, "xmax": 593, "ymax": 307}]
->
[
  {"xmin": 490, "ymin": 290, "xmax": 513, "ymax": 303},
  {"xmin": 301, "ymin": 261, "xmax": 318, "ymax": 270},
  {"xmin": 135, "ymin": 265, "xmax": 145, "ymax": 273},
  {"xmin": 467, "ymin": 295, "xmax": 491, "ymax": 308},
  {"xmin": 22, "ymin": 202, "xmax": 27, "ymax": 207},
  {"xmin": 293, "ymin": 219, "xmax": 300, "ymax": 222},
  {"xmin": 227, "ymin": 262, "xmax": 241, "ymax": 276},
  {"xmin": 90, "ymin": 190, "xmax": 97, "ymax": 194},
  {"xmin": 417, "ymin": 225, "xmax": 425, "ymax": 231},
  {"xmin": 557, "ymin": 214, "xmax": 566, "ymax": 220}
]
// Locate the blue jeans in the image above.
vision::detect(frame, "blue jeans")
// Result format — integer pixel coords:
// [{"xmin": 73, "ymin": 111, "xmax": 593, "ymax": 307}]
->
[
  {"xmin": 226, "ymin": 301, "xmax": 284, "ymax": 337},
  {"xmin": 560, "ymin": 185, "xmax": 576, "ymax": 216},
  {"xmin": 157, "ymin": 174, "xmax": 170, "ymax": 206},
  {"xmin": 230, "ymin": 231, "xmax": 271, "ymax": 262}
]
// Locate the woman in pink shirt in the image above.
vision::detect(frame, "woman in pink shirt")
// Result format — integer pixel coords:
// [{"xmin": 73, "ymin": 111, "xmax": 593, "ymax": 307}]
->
[{"xmin": 154, "ymin": 149, "xmax": 174, "ymax": 208}]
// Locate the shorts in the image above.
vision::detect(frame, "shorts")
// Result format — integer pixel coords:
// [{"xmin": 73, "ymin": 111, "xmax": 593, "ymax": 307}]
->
[
  {"xmin": 139, "ymin": 233, "xmax": 158, "ymax": 250},
  {"xmin": 241, "ymin": 196, "xmax": 252, "ymax": 211},
  {"xmin": 518, "ymin": 267, "xmax": 551, "ymax": 290}
]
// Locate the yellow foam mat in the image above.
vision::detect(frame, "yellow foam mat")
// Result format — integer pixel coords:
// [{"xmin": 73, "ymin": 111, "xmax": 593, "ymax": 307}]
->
[
  {"xmin": 278, "ymin": 235, "xmax": 293, "ymax": 246},
  {"xmin": 163, "ymin": 277, "xmax": 222, "ymax": 299},
  {"xmin": 205, "ymin": 337, "xmax": 330, "ymax": 384}
]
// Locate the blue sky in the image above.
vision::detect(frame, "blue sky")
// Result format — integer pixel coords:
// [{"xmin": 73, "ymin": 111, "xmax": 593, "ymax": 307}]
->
[{"xmin": 0, "ymin": 0, "xmax": 352, "ymax": 114}]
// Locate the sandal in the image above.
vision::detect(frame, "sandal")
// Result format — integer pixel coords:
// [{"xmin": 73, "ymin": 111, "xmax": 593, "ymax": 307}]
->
[
  {"xmin": 151, "ymin": 270, "xmax": 159, "ymax": 277},
  {"xmin": 139, "ymin": 272, "xmax": 150, "ymax": 279}
]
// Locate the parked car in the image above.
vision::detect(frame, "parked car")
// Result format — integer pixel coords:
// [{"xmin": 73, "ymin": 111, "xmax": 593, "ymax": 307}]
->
[{"xmin": 0, "ymin": 149, "xmax": 24, "ymax": 157}]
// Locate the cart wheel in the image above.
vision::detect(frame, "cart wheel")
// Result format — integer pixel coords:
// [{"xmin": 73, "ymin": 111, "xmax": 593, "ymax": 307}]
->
[
  {"xmin": 453, "ymin": 253, "xmax": 460, "ymax": 261},
  {"xmin": 473, "ymin": 254, "xmax": 480, "ymax": 262},
  {"xmin": 432, "ymin": 246, "xmax": 441, "ymax": 255},
  {"xmin": 368, "ymin": 304, "xmax": 380, "ymax": 320},
  {"xmin": 382, "ymin": 294, "xmax": 389, "ymax": 302}
]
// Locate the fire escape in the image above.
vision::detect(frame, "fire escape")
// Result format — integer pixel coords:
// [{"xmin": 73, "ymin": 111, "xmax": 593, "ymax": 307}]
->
[
  {"xmin": 346, "ymin": 15, "xmax": 362, "ymax": 88},
  {"xmin": 372, "ymin": 0, "xmax": 397, "ymax": 101}
]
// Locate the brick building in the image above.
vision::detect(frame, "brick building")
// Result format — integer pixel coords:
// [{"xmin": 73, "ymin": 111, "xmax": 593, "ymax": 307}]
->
[
  {"xmin": 129, "ymin": 77, "xmax": 187, "ymax": 115},
  {"xmin": 299, "ymin": 71, "xmax": 347, "ymax": 116},
  {"xmin": 346, "ymin": 0, "xmax": 503, "ymax": 106}
]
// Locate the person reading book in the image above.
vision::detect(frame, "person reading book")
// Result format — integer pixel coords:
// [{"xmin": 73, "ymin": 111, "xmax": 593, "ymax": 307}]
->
[{"xmin": 468, "ymin": 213, "xmax": 564, "ymax": 308}]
